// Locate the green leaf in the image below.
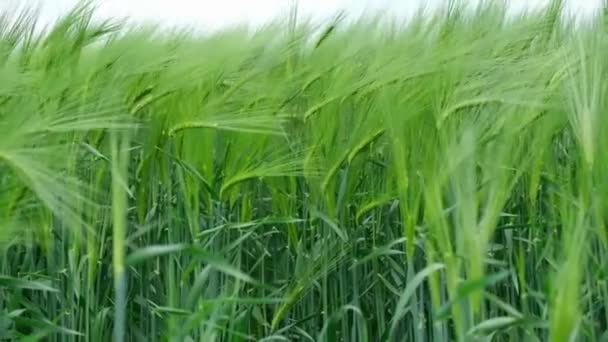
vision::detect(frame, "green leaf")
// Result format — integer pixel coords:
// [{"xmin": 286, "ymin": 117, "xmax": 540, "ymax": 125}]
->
[
  {"xmin": 467, "ymin": 316, "xmax": 518, "ymax": 335},
  {"xmin": 389, "ymin": 263, "xmax": 445, "ymax": 338},
  {"xmin": 436, "ymin": 271, "xmax": 510, "ymax": 320},
  {"xmin": 0, "ymin": 276, "xmax": 58, "ymax": 292},
  {"xmin": 126, "ymin": 244, "xmax": 189, "ymax": 266},
  {"xmin": 309, "ymin": 207, "xmax": 348, "ymax": 242}
]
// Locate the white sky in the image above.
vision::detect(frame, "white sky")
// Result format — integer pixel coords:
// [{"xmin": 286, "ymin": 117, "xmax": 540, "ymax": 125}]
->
[{"xmin": 1, "ymin": 0, "xmax": 604, "ymax": 31}]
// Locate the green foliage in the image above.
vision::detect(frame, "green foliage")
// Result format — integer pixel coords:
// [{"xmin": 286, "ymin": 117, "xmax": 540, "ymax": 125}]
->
[{"xmin": 1, "ymin": 1, "xmax": 608, "ymax": 341}]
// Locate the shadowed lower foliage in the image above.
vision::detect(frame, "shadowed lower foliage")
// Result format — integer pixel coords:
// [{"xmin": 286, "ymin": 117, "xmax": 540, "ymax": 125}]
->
[{"xmin": 2, "ymin": 1, "xmax": 608, "ymax": 341}]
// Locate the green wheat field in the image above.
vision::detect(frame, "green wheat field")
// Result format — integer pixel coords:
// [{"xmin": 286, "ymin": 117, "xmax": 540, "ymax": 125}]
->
[{"xmin": 2, "ymin": 1, "xmax": 608, "ymax": 340}]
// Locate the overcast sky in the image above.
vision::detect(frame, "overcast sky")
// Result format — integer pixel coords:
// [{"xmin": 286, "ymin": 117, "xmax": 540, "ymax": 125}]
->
[{"xmin": 1, "ymin": 0, "xmax": 603, "ymax": 31}]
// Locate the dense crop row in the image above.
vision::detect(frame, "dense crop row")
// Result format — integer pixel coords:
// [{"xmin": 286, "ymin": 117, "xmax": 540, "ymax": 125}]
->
[{"xmin": 1, "ymin": 1, "xmax": 608, "ymax": 341}]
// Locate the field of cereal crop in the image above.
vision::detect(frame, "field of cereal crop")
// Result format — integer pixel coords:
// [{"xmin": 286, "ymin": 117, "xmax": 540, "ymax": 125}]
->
[{"xmin": 1, "ymin": 1, "xmax": 607, "ymax": 340}]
